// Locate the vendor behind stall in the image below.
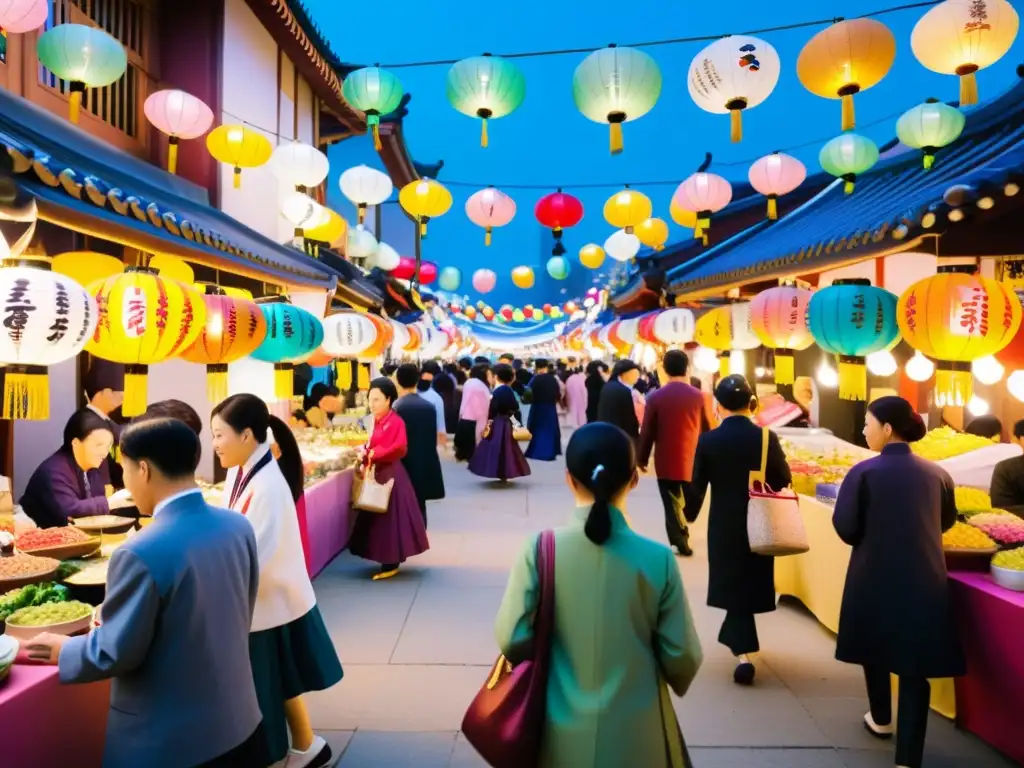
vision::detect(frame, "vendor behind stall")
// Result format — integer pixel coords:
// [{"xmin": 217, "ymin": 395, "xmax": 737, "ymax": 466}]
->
[
  {"xmin": 83, "ymin": 359, "xmax": 126, "ymax": 490},
  {"xmin": 19, "ymin": 409, "xmax": 133, "ymax": 527},
  {"xmin": 991, "ymin": 419, "xmax": 1024, "ymax": 517},
  {"xmin": 302, "ymin": 384, "xmax": 342, "ymax": 429}
]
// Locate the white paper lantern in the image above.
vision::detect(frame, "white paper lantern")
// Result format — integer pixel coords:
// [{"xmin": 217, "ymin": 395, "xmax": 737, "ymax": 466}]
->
[
  {"xmin": 339, "ymin": 165, "xmax": 393, "ymax": 224},
  {"xmin": 368, "ymin": 241, "xmax": 400, "ymax": 271},
  {"xmin": 693, "ymin": 346, "xmax": 719, "ymax": 374},
  {"xmin": 269, "ymin": 141, "xmax": 329, "ymax": 189},
  {"xmin": 389, "ymin": 319, "xmax": 411, "ymax": 353},
  {"xmin": 616, "ymin": 317, "xmax": 640, "ymax": 344},
  {"xmin": 604, "ymin": 229, "xmax": 641, "ymax": 262},
  {"xmin": 345, "ymin": 226, "xmax": 379, "ymax": 261},
  {"xmin": 280, "ymin": 190, "xmax": 325, "ymax": 231},
  {"xmin": 653, "ymin": 308, "xmax": 696, "ymax": 345},
  {"xmin": 321, "ymin": 312, "xmax": 378, "ymax": 358},
  {"xmin": 728, "ymin": 302, "xmax": 761, "ymax": 350},
  {"xmin": 417, "ymin": 323, "xmax": 447, "ymax": 357}
]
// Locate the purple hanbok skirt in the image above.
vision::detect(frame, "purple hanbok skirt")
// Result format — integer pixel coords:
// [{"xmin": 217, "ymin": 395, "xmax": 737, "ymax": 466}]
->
[
  {"xmin": 348, "ymin": 459, "xmax": 430, "ymax": 565},
  {"xmin": 468, "ymin": 416, "xmax": 531, "ymax": 481}
]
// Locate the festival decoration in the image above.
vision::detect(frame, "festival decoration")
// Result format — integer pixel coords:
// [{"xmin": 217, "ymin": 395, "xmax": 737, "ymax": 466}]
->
[
  {"xmin": 144, "ymin": 90, "xmax": 214, "ymax": 174},
  {"xmin": 669, "ymin": 201, "xmax": 698, "ymax": 229},
  {"xmin": 694, "ymin": 303, "xmax": 761, "ymax": 376},
  {"xmin": 181, "ymin": 290, "xmax": 267, "ymax": 403},
  {"xmin": 546, "ymin": 256, "xmax": 570, "ymax": 280},
  {"xmin": 0, "ymin": 0, "xmax": 48, "ymax": 33},
  {"xmin": 819, "ymin": 133, "xmax": 879, "ymax": 194},
  {"xmin": 148, "ymin": 255, "xmax": 194, "ymax": 286},
  {"xmin": 463, "ymin": 306, "xmax": 478, "ymax": 320},
  {"xmin": 393, "ymin": 257, "xmax": 438, "ymax": 285},
  {"xmin": 572, "ymin": 44, "xmax": 661, "ymax": 154},
  {"xmin": 652, "ymin": 309, "xmax": 696, "ymax": 346},
  {"xmin": 512, "ymin": 308, "xmax": 526, "ymax": 323},
  {"xmin": 304, "ymin": 208, "xmax": 347, "ymax": 248},
  {"xmin": 603, "ymin": 188, "xmax": 652, "ymax": 233},
  {"xmin": 687, "ymin": 35, "xmax": 780, "ymax": 142},
  {"xmin": 342, "ymin": 66, "xmax": 404, "ymax": 149},
  {"xmin": 604, "ymin": 230, "xmax": 641, "ymax": 262},
  {"xmin": 86, "ymin": 267, "xmax": 205, "ymax": 416},
  {"xmin": 343, "ymin": 225, "xmax": 378, "ymax": 265},
  {"xmin": 897, "ymin": 270, "xmax": 1022, "ymax": 406},
  {"xmin": 511, "ymin": 266, "xmax": 535, "ymax": 289},
  {"xmin": 673, "ymin": 160, "xmax": 733, "ymax": 244},
  {"xmin": 748, "ymin": 152, "xmax": 807, "ymax": 220},
  {"xmin": 500, "ymin": 305, "xmax": 514, "ymax": 321},
  {"xmin": 438, "ymin": 266, "xmax": 462, "ymax": 292},
  {"xmin": 446, "ymin": 54, "xmax": 526, "ymax": 147},
  {"xmin": 399, "ymin": 178, "xmax": 452, "ymax": 237},
  {"xmin": 481, "ymin": 306, "xmax": 495, "ymax": 321},
  {"xmin": 472, "ymin": 268, "xmax": 497, "ymax": 294},
  {"xmin": 806, "ymin": 280, "xmax": 899, "ymax": 400},
  {"xmin": 912, "ymin": 0, "xmax": 1018, "ymax": 107},
  {"xmin": 281, "ymin": 191, "xmax": 325, "ymax": 244},
  {"xmin": 0, "ymin": 263, "xmax": 96, "ymax": 420},
  {"xmin": 579, "ymin": 243, "xmax": 606, "ymax": 269},
  {"xmin": 250, "ymin": 299, "xmax": 324, "ymax": 400},
  {"xmin": 750, "ymin": 285, "xmax": 815, "ymax": 385},
  {"xmin": 368, "ymin": 240, "xmax": 401, "ymax": 271},
  {"xmin": 465, "ymin": 186, "xmax": 516, "ymax": 245},
  {"xmin": 206, "ymin": 125, "xmax": 273, "ymax": 189},
  {"xmin": 269, "ymin": 141, "xmax": 330, "ymax": 190},
  {"xmin": 896, "ymin": 99, "xmax": 966, "ymax": 170},
  {"xmin": 634, "ymin": 218, "xmax": 669, "ymax": 251},
  {"xmin": 797, "ymin": 18, "xmax": 896, "ymax": 131},
  {"xmin": 321, "ymin": 312, "xmax": 379, "ymax": 359},
  {"xmin": 535, "ymin": 190, "xmax": 584, "ymax": 256},
  {"xmin": 339, "ymin": 165, "xmax": 393, "ymax": 226},
  {"xmin": 37, "ymin": 24, "xmax": 127, "ymax": 124}
]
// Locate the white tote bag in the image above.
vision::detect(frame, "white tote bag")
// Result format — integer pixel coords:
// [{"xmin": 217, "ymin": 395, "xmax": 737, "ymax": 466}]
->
[
  {"xmin": 747, "ymin": 427, "xmax": 809, "ymax": 557},
  {"xmin": 352, "ymin": 465, "xmax": 394, "ymax": 514}
]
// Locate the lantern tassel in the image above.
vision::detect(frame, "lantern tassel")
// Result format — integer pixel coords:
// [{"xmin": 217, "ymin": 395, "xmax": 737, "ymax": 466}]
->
[
  {"xmin": 206, "ymin": 364, "xmax": 228, "ymax": 405},
  {"xmin": 838, "ymin": 357, "xmax": 867, "ymax": 401},
  {"xmin": 774, "ymin": 350, "xmax": 795, "ymax": 386},
  {"xmin": 841, "ymin": 93, "xmax": 855, "ymax": 132},
  {"xmin": 730, "ymin": 109, "xmax": 742, "ymax": 143},
  {"xmin": 485, "ymin": 228, "xmax": 492, "ymax": 247},
  {"xmin": 123, "ymin": 365, "xmax": 149, "ymax": 417},
  {"xmin": 358, "ymin": 204, "xmax": 367, "ymax": 226},
  {"xmin": 233, "ymin": 167, "xmax": 242, "ymax": 189},
  {"xmin": 719, "ymin": 353, "xmax": 730, "ymax": 378},
  {"xmin": 480, "ymin": 118, "xmax": 489, "ymax": 148},
  {"xmin": 337, "ymin": 361, "xmax": 353, "ymax": 390},
  {"xmin": 168, "ymin": 137, "xmax": 179, "ymax": 175},
  {"xmin": 767, "ymin": 196, "xmax": 778, "ymax": 220},
  {"xmin": 357, "ymin": 364, "xmax": 370, "ymax": 391},
  {"xmin": 273, "ymin": 363, "xmax": 293, "ymax": 401},
  {"xmin": 69, "ymin": 89, "xmax": 83, "ymax": 125},
  {"xmin": 369, "ymin": 115, "xmax": 382, "ymax": 151},
  {"xmin": 843, "ymin": 175, "xmax": 856, "ymax": 195},
  {"xmin": 935, "ymin": 365, "xmax": 972, "ymax": 408},
  {"xmin": 609, "ymin": 122, "xmax": 623, "ymax": 155},
  {"xmin": 959, "ymin": 72, "xmax": 978, "ymax": 107},
  {"xmin": 2, "ymin": 366, "xmax": 49, "ymax": 421},
  {"xmin": 420, "ymin": 220, "xmax": 428, "ymax": 238},
  {"xmin": 923, "ymin": 151, "xmax": 935, "ymax": 170}
]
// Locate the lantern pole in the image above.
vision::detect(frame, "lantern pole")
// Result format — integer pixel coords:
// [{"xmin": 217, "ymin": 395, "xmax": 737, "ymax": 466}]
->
[{"xmin": 413, "ymin": 220, "xmax": 423, "ymax": 292}]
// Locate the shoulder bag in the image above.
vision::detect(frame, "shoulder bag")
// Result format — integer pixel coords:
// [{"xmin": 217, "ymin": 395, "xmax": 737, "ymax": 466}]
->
[
  {"xmin": 351, "ymin": 464, "xmax": 394, "ymax": 514},
  {"xmin": 747, "ymin": 427, "xmax": 809, "ymax": 556}
]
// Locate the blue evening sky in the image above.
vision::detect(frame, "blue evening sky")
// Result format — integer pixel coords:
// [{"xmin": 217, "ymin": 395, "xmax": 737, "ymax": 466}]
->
[{"xmin": 307, "ymin": 0, "xmax": 1024, "ymax": 312}]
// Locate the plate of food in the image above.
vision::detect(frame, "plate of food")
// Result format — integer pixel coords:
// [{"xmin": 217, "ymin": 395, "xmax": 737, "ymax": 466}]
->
[
  {"xmin": 64, "ymin": 559, "xmax": 109, "ymax": 587},
  {"xmin": 70, "ymin": 515, "xmax": 136, "ymax": 535},
  {"xmin": 15, "ymin": 527, "xmax": 101, "ymax": 560},
  {"xmin": 3, "ymin": 600, "xmax": 95, "ymax": 642},
  {"xmin": 0, "ymin": 546, "xmax": 61, "ymax": 592}
]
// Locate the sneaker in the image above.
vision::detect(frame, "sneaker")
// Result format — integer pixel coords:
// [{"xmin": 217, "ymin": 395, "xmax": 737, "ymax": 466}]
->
[
  {"xmin": 286, "ymin": 736, "xmax": 335, "ymax": 768},
  {"xmin": 733, "ymin": 661, "xmax": 755, "ymax": 685},
  {"xmin": 863, "ymin": 712, "xmax": 894, "ymax": 739}
]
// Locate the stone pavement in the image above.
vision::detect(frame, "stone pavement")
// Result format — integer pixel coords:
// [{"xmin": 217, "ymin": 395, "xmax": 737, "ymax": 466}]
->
[{"xmin": 308, "ymin": 452, "xmax": 1016, "ymax": 768}]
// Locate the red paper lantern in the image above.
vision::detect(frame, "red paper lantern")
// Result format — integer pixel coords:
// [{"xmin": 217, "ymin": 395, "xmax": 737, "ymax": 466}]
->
[
  {"xmin": 535, "ymin": 190, "xmax": 584, "ymax": 256},
  {"xmin": 542, "ymin": 303, "xmax": 553, "ymax": 315},
  {"xmin": 500, "ymin": 305, "xmax": 514, "ymax": 321},
  {"xmin": 997, "ymin": 321, "xmax": 1024, "ymax": 369},
  {"xmin": 637, "ymin": 311, "xmax": 661, "ymax": 344},
  {"xmin": 391, "ymin": 257, "xmax": 438, "ymax": 285}
]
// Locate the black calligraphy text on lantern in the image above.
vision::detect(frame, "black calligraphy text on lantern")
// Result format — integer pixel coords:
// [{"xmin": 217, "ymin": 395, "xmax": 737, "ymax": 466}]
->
[
  {"xmin": 282, "ymin": 310, "xmax": 294, "ymax": 340},
  {"xmin": 851, "ymin": 292, "xmax": 866, "ymax": 329},
  {"xmin": 959, "ymin": 286, "xmax": 989, "ymax": 336},
  {"xmin": 76, "ymin": 294, "xmax": 93, "ymax": 346},
  {"xmin": 904, "ymin": 292, "xmax": 918, "ymax": 334},
  {"xmin": 226, "ymin": 304, "xmax": 239, "ymax": 351},
  {"xmin": 246, "ymin": 306, "xmax": 258, "ymax": 338},
  {"xmin": 788, "ymin": 296, "xmax": 799, "ymax": 327},
  {"xmin": 47, "ymin": 283, "xmax": 71, "ymax": 344},
  {"xmin": 874, "ymin": 302, "xmax": 885, "ymax": 335},
  {"xmin": 3, "ymin": 278, "xmax": 35, "ymax": 345}
]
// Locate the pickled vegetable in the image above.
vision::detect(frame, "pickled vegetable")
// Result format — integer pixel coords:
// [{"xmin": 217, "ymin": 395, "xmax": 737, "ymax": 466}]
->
[{"xmin": 6, "ymin": 600, "xmax": 93, "ymax": 626}]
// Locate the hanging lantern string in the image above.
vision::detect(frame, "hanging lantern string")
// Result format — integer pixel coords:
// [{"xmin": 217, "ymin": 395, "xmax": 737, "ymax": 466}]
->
[{"xmin": 376, "ymin": 1, "xmax": 940, "ymax": 69}]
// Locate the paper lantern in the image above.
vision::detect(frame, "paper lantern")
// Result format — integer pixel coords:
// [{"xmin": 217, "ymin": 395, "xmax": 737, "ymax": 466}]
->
[
  {"xmin": 359, "ymin": 314, "xmax": 394, "ymax": 360},
  {"xmin": 339, "ymin": 165, "xmax": 393, "ymax": 225},
  {"xmin": 807, "ymin": 280, "xmax": 899, "ymax": 400},
  {"xmin": 399, "ymin": 178, "xmax": 452, "ymax": 237},
  {"xmin": 52, "ymin": 251, "xmax": 123, "ymax": 288},
  {"xmin": 250, "ymin": 300, "xmax": 324, "ymax": 400},
  {"xmin": 546, "ymin": 256, "xmax": 570, "ymax": 280},
  {"xmin": 446, "ymin": 54, "xmax": 526, "ymax": 147},
  {"xmin": 694, "ymin": 303, "xmax": 761, "ymax": 376},
  {"xmin": 148, "ymin": 255, "xmax": 194, "ymax": 286},
  {"xmin": 0, "ymin": 0, "xmax": 48, "ymax": 33},
  {"xmin": 535, "ymin": 190, "xmax": 583, "ymax": 256},
  {"xmin": 206, "ymin": 125, "xmax": 273, "ymax": 189},
  {"xmin": 438, "ymin": 266, "xmax": 462, "ymax": 292},
  {"xmin": 896, "ymin": 99, "xmax": 966, "ymax": 170},
  {"xmin": 912, "ymin": 0, "xmax": 1018, "ymax": 107},
  {"xmin": 603, "ymin": 188, "xmax": 652, "ymax": 233},
  {"xmin": 342, "ymin": 66, "xmax": 404, "ymax": 150},
  {"xmin": 304, "ymin": 208, "xmax": 347, "ymax": 247},
  {"xmin": 748, "ymin": 152, "xmax": 807, "ymax": 220},
  {"xmin": 750, "ymin": 285, "xmax": 815, "ymax": 385},
  {"xmin": 346, "ymin": 227, "xmax": 379, "ymax": 262},
  {"xmin": 392, "ymin": 257, "xmax": 437, "ymax": 285},
  {"xmin": 500, "ymin": 305, "xmax": 514, "ymax": 321},
  {"xmin": 144, "ymin": 89, "xmax": 214, "ymax": 174},
  {"xmin": 472, "ymin": 268, "xmax": 497, "ymax": 294},
  {"xmin": 0, "ymin": 264, "xmax": 96, "ymax": 420},
  {"xmin": 687, "ymin": 35, "xmax": 780, "ymax": 142},
  {"xmin": 604, "ymin": 230, "xmax": 641, "ymax": 262},
  {"xmin": 370, "ymin": 240, "xmax": 403, "ymax": 272},
  {"xmin": 417, "ymin": 261, "xmax": 438, "ymax": 285},
  {"xmin": 511, "ymin": 266, "xmax": 535, "ymax": 289},
  {"xmin": 579, "ymin": 243, "xmax": 605, "ymax": 269},
  {"xmin": 481, "ymin": 306, "xmax": 495, "ymax": 321},
  {"xmin": 465, "ymin": 187, "xmax": 516, "ymax": 245},
  {"xmin": 181, "ymin": 292, "xmax": 267, "ymax": 403},
  {"xmin": 672, "ymin": 172, "xmax": 733, "ymax": 244},
  {"xmin": 669, "ymin": 201, "xmax": 698, "ymax": 229},
  {"xmin": 819, "ymin": 133, "xmax": 879, "ymax": 194},
  {"xmin": 635, "ymin": 218, "xmax": 669, "ymax": 251},
  {"xmin": 86, "ymin": 267, "xmax": 205, "ymax": 416},
  {"xmin": 652, "ymin": 309, "xmax": 696, "ymax": 346},
  {"xmin": 573, "ymin": 45, "xmax": 661, "ymax": 154},
  {"xmin": 281, "ymin": 191, "xmax": 326, "ymax": 239},
  {"xmin": 37, "ymin": 24, "xmax": 127, "ymax": 124},
  {"xmin": 269, "ymin": 141, "xmax": 330, "ymax": 190},
  {"xmin": 512, "ymin": 308, "xmax": 526, "ymax": 323},
  {"xmin": 797, "ymin": 19, "xmax": 896, "ymax": 131},
  {"xmin": 464, "ymin": 306, "xmax": 478, "ymax": 320},
  {"xmin": 322, "ymin": 312, "xmax": 379, "ymax": 358},
  {"xmin": 897, "ymin": 271, "xmax": 1022, "ymax": 407}
]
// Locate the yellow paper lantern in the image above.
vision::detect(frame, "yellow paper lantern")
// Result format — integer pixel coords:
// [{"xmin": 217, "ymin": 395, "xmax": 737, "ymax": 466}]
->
[
  {"xmin": 911, "ymin": 0, "xmax": 1019, "ymax": 107},
  {"xmin": 603, "ymin": 188, "xmax": 653, "ymax": 233},
  {"xmin": 148, "ymin": 254, "xmax": 194, "ymax": 285},
  {"xmin": 304, "ymin": 208, "xmax": 348, "ymax": 247},
  {"xmin": 398, "ymin": 178, "xmax": 453, "ymax": 237},
  {"xmin": 579, "ymin": 243, "xmax": 606, "ymax": 270},
  {"xmin": 51, "ymin": 251, "xmax": 124, "ymax": 289},
  {"xmin": 634, "ymin": 218, "xmax": 669, "ymax": 251},
  {"xmin": 669, "ymin": 201, "xmax": 698, "ymax": 229},
  {"xmin": 511, "ymin": 266, "xmax": 535, "ymax": 289},
  {"xmin": 206, "ymin": 125, "xmax": 273, "ymax": 189},
  {"xmin": 797, "ymin": 19, "xmax": 897, "ymax": 131}
]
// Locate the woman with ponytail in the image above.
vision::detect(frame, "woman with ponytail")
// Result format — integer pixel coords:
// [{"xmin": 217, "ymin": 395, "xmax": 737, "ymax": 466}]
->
[{"xmin": 494, "ymin": 423, "xmax": 703, "ymax": 767}]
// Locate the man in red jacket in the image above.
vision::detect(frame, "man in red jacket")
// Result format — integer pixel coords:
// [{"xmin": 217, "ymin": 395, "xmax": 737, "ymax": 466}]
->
[{"xmin": 638, "ymin": 349, "xmax": 709, "ymax": 556}]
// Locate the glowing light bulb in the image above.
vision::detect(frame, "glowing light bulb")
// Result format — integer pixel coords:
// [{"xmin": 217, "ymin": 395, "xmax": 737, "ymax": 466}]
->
[
  {"xmin": 694, "ymin": 347, "xmax": 719, "ymax": 374},
  {"xmin": 967, "ymin": 395, "xmax": 989, "ymax": 417},
  {"xmin": 972, "ymin": 355, "xmax": 1004, "ymax": 386},
  {"xmin": 817, "ymin": 359, "xmax": 838, "ymax": 388},
  {"xmin": 866, "ymin": 350, "xmax": 898, "ymax": 377},
  {"xmin": 905, "ymin": 352, "xmax": 935, "ymax": 383},
  {"xmin": 729, "ymin": 349, "xmax": 746, "ymax": 379},
  {"xmin": 1008, "ymin": 371, "xmax": 1024, "ymax": 402},
  {"xmin": 755, "ymin": 366, "xmax": 766, "ymax": 379}
]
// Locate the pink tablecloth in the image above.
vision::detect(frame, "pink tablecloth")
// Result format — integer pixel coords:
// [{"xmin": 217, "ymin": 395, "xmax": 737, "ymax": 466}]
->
[
  {"xmin": 303, "ymin": 469, "xmax": 356, "ymax": 579},
  {"xmin": 0, "ymin": 664, "xmax": 110, "ymax": 765},
  {"xmin": 950, "ymin": 572, "xmax": 1024, "ymax": 765}
]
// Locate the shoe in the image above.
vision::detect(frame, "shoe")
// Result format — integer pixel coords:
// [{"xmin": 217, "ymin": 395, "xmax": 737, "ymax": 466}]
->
[
  {"xmin": 285, "ymin": 736, "xmax": 335, "ymax": 767},
  {"xmin": 863, "ymin": 712, "xmax": 894, "ymax": 739},
  {"xmin": 372, "ymin": 567, "xmax": 399, "ymax": 581},
  {"xmin": 733, "ymin": 661, "xmax": 755, "ymax": 685},
  {"xmin": 675, "ymin": 534, "xmax": 694, "ymax": 557}
]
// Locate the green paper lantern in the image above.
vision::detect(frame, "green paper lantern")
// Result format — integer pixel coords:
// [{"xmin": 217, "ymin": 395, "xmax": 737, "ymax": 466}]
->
[
  {"xmin": 896, "ymin": 98, "xmax": 965, "ymax": 170},
  {"xmin": 819, "ymin": 133, "xmax": 879, "ymax": 195},
  {"xmin": 342, "ymin": 66, "xmax": 404, "ymax": 151},
  {"xmin": 573, "ymin": 45, "xmax": 661, "ymax": 155},
  {"xmin": 546, "ymin": 256, "xmax": 570, "ymax": 281},
  {"xmin": 438, "ymin": 266, "xmax": 462, "ymax": 292},
  {"xmin": 446, "ymin": 54, "xmax": 525, "ymax": 148},
  {"xmin": 531, "ymin": 308, "xmax": 543, "ymax": 321},
  {"xmin": 37, "ymin": 24, "xmax": 127, "ymax": 125}
]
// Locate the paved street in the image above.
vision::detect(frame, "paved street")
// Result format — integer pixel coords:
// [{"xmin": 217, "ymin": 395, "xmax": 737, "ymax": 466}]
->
[{"xmin": 308, "ymin": 452, "xmax": 1016, "ymax": 768}]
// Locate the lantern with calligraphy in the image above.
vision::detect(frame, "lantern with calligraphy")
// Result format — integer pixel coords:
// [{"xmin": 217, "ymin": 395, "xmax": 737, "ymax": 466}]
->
[
  {"xmin": 322, "ymin": 312, "xmax": 379, "ymax": 359},
  {"xmin": 579, "ymin": 243, "xmax": 605, "ymax": 269},
  {"xmin": 748, "ymin": 152, "xmax": 807, "ymax": 220},
  {"xmin": 206, "ymin": 125, "xmax": 273, "ymax": 189},
  {"xmin": 342, "ymin": 66, "xmax": 404, "ymax": 150},
  {"xmin": 87, "ymin": 267, "xmax": 205, "ymax": 416},
  {"xmin": 339, "ymin": 165, "xmax": 393, "ymax": 226},
  {"xmin": 472, "ymin": 268, "xmax": 496, "ymax": 294},
  {"xmin": 446, "ymin": 54, "xmax": 526, "ymax": 148},
  {"xmin": 896, "ymin": 99, "xmax": 966, "ymax": 170},
  {"xmin": 820, "ymin": 133, "xmax": 879, "ymax": 194},
  {"xmin": 695, "ymin": 303, "xmax": 761, "ymax": 377},
  {"xmin": 897, "ymin": 270, "xmax": 1022, "ymax": 407},
  {"xmin": 635, "ymin": 218, "xmax": 669, "ymax": 251},
  {"xmin": 144, "ymin": 89, "xmax": 214, "ymax": 174},
  {"xmin": 603, "ymin": 188, "xmax": 652, "ymax": 234},
  {"xmin": 0, "ymin": 264, "xmax": 97, "ymax": 420},
  {"xmin": 181, "ymin": 290, "xmax": 267, "ymax": 403},
  {"xmin": 465, "ymin": 187, "xmax": 516, "ymax": 245},
  {"xmin": 399, "ymin": 178, "xmax": 452, "ymax": 238},
  {"xmin": 535, "ymin": 190, "xmax": 583, "ymax": 256},
  {"xmin": 673, "ymin": 167, "xmax": 733, "ymax": 245},
  {"xmin": 807, "ymin": 280, "xmax": 899, "ymax": 400},
  {"xmin": 750, "ymin": 285, "xmax": 814, "ymax": 385},
  {"xmin": 250, "ymin": 299, "xmax": 324, "ymax": 400},
  {"xmin": 37, "ymin": 24, "xmax": 127, "ymax": 124},
  {"xmin": 0, "ymin": 0, "xmax": 48, "ymax": 33},
  {"xmin": 652, "ymin": 308, "xmax": 696, "ymax": 346}
]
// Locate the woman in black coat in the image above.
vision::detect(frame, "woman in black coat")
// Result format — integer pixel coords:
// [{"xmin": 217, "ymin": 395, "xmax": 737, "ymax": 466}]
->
[
  {"xmin": 584, "ymin": 361, "xmax": 607, "ymax": 424},
  {"xmin": 833, "ymin": 396, "xmax": 963, "ymax": 768},
  {"xmin": 690, "ymin": 375, "xmax": 791, "ymax": 686}
]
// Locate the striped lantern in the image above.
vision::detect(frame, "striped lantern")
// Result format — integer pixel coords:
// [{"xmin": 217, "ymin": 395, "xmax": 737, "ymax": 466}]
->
[
  {"xmin": 750, "ymin": 286, "xmax": 814, "ymax": 385},
  {"xmin": 652, "ymin": 308, "xmax": 696, "ymax": 346},
  {"xmin": 695, "ymin": 303, "xmax": 761, "ymax": 376}
]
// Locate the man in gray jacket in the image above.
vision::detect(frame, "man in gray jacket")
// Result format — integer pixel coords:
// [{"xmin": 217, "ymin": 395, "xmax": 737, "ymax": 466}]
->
[{"xmin": 28, "ymin": 418, "xmax": 265, "ymax": 767}]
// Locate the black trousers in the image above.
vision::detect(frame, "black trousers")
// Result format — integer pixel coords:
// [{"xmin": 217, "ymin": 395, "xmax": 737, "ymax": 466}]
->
[
  {"xmin": 719, "ymin": 611, "xmax": 759, "ymax": 656},
  {"xmin": 194, "ymin": 723, "xmax": 269, "ymax": 767},
  {"xmin": 864, "ymin": 665, "xmax": 931, "ymax": 768},
  {"xmin": 657, "ymin": 479, "xmax": 694, "ymax": 550}
]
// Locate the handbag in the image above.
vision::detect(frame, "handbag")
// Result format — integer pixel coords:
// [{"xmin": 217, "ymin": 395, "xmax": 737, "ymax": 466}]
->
[
  {"xmin": 351, "ymin": 464, "xmax": 394, "ymax": 514},
  {"xmin": 511, "ymin": 416, "xmax": 532, "ymax": 442},
  {"xmin": 747, "ymin": 427, "xmax": 809, "ymax": 557},
  {"xmin": 462, "ymin": 529, "xmax": 555, "ymax": 767}
]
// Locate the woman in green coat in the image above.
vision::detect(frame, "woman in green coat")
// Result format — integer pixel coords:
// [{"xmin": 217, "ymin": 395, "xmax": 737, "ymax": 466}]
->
[{"xmin": 495, "ymin": 423, "xmax": 703, "ymax": 767}]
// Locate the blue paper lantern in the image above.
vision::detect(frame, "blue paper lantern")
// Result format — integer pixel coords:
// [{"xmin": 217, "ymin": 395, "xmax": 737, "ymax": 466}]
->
[
  {"xmin": 250, "ymin": 300, "xmax": 324, "ymax": 399},
  {"xmin": 546, "ymin": 255, "xmax": 570, "ymax": 280},
  {"xmin": 438, "ymin": 266, "xmax": 462, "ymax": 292},
  {"xmin": 807, "ymin": 279, "xmax": 898, "ymax": 401}
]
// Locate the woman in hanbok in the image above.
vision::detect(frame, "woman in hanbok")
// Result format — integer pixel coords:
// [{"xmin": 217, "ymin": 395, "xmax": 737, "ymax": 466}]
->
[
  {"xmin": 211, "ymin": 394, "xmax": 342, "ymax": 768},
  {"xmin": 348, "ymin": 377, "xmax": 430, "ymax": 580},
  {"xmin": 454, "ymin": 363, "xmax": 491, "ymax": 461},
  {"xmin": 469, "ymin": 364, "xmax": 531, "ymax": 481},
  {"xmin": 525, "ymin": 359, "xmax": 563, "ymax": 462},
  {"xmin": 565, "ymin": 366, "xmax": 588, "ymax": 428}
]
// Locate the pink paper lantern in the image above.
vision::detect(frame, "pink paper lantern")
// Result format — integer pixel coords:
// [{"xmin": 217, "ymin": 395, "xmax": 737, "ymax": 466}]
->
[
  {"xmin": 747, "ymin": 152, "xmax": 806, "ymax": 221},
  {"xmin": 144, "ymin": 89, "xmax": 215, "ymax": 174},
  {"xmin": 0, "ymin": 0, "xmax": 48, "ymax": 33},
  {"xmin": 472, "ymin": 268, "xmax": 497, "ymax": 294},
  {"xmin": 750, "ymin": 285, "xmax": 815, "ymax": 385},
  {"xmin": 672, "ymin": 172, "xmax": 733, "ymax": 245},
  {"xmin": 465, "ymin": 187, "xmax": 516, "ymax": 246}
]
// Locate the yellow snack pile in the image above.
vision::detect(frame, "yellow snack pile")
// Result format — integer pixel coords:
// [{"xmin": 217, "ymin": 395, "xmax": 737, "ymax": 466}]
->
[
  {"xmin": 954, "ymin": 487, "xmax": 992, "ymax": 513},
  {"xmin": 942, "ymin": 522, "xmax": 996, "ymax": 550},
  {"xmin": 992, "ymin": 547, "xmax": 1024, "ymax": 572},
  {"xmin": 912, "ymin": 426, "xmax": 995, "ymax": 462}
]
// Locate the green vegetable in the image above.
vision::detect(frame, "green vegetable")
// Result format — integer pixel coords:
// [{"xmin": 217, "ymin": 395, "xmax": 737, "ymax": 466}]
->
[
  {"xmin": 0, "ymin": 582, "xmax": 70, "ymax": 622},
  {"xmin": 56, "ymin": 561, "xmax": 83, "ymax": 581}
]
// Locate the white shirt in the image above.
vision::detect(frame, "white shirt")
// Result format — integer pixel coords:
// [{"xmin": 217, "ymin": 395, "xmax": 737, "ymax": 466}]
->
[
  {"xmin": 152, "ymin": 488, "xmax": 203, "ymax": 517},
  {"xmin": 418, "ymin": 385, "xmax": 446, "ymax": 435}
]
